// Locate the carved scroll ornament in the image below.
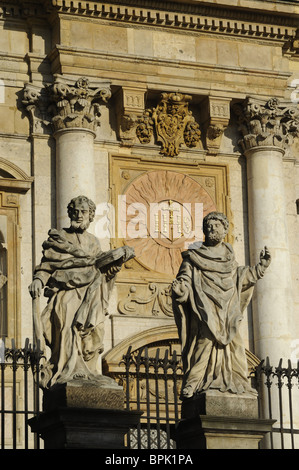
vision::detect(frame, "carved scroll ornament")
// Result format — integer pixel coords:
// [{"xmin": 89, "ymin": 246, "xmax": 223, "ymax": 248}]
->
[
  {"xmin": 136, "ymin": 93, "xmax": 201, "ymax": 157},
  {"xmin": 118, "ymin": 283, "xmax": 173, "ymax": 317}
]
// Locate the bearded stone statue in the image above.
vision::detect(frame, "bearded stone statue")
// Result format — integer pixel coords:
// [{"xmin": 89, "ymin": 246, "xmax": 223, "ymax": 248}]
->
[
  {"xmin": 29, "ymin": 195, "xmax": 134, "ymax": 389},
  {"xmin": 172, "ymin": 211, "xmax": 271, "ymax": 400}
]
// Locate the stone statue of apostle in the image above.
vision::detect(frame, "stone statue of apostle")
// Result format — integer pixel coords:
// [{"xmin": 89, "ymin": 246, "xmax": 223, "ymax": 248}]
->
[
  {"xmin": 29, "ymin": 195, "xmax": 134, "ymax": 389},
  {"xmin": 172, "ymin": 211, "xmax": 271, "ymax": 400}
]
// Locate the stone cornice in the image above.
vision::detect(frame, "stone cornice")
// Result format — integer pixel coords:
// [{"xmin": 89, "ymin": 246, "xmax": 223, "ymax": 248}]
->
[{"xmin": 0, "ymin": 1, "xmax": 297, "ymax": 45}]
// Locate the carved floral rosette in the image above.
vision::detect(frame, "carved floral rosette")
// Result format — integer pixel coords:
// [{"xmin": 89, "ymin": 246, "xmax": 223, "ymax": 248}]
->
[
  {"xmin": 136, "ymin": 92, "xmax": 201, "ymax": 157},
  {"xmin": 233, "ymin": 97, "xmax": 299, "ymax": 152}
]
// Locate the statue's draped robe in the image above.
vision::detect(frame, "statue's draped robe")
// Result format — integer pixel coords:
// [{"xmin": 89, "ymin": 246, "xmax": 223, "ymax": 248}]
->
[
  {"xmin": 34, "ymin": 228, "xmax": 115, "ymax": 388},
  {"xmin": 173, "ymin": 243, "xmax": 264, "ymax": 396}
]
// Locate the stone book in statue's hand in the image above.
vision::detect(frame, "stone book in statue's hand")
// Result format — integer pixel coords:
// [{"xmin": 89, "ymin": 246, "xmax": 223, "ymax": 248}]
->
[{"xmin": 96, "ymin": 246, "xmax": 135, "ymax": 270}]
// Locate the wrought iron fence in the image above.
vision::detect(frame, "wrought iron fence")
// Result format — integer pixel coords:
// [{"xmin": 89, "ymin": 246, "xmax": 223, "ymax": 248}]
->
[
  {"xmin": 121, "ymin": 346, "xmax": 299, "ymax": 450},
  {"xmin": 0, "ymin": 338, "xmax": 43, "ymax": 449},
  {"xmin": 1, "ymin": 339, "xmax": 299, "ymax": 449},
  {"xmin": 120, "ymin": 346, "xmax": 183, "ymax": 449},
  {"xmin": 254, "ymin": 357, "xmax": 299, "ymax": 449}
]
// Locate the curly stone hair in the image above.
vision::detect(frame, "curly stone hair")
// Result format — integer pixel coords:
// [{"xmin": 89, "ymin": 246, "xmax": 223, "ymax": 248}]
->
[
  {"xmin": 203, "ymin": 211, "xmax": 229, "ymax": 235},
  {"xmin": 67, "ymin": 195, "xmax": 96, "ymax": 222}
]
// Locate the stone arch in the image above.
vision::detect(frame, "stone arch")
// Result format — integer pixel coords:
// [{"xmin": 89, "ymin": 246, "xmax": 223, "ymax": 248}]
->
[
  {"xmin": 102, "ymin": 325, "xmax": 260, "ymax": 376},
  {"xmin": 0, "ymin": 157, "xmax": 33, "ymax": 193}
]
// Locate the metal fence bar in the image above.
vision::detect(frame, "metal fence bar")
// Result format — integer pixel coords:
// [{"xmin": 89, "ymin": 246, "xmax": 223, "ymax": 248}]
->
[
  {"xmin": 23, "ymin": 339, "xmax": 29, "ymax": 450},
  {"xmin": 0, "ymin": 338, "xmax": 43, "ymax": 449},
  {"xmin": 141, "ymin": 347, "xmax": 152, "ymax": 449},
  {"xmin": 121, "ymin": 345, "xmax": 183, "ymax": 449},
  {"xmin": 253, "ymin": 356, "xmax": 299, "ymax": 450},
  {"xmin": 1, "ymin": 353, "xmax": 5, "ymax": 449},
  {"xmin": 153, "ymin": 348, "xmax": 161, "ymax": 449},
  {"xmin": 162, "ymin": 350, "xmax": 171, "ymax": 449}
]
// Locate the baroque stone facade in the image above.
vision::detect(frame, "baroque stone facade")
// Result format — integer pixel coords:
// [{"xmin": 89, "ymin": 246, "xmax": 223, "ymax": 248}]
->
[{"xmin": 0, "ymin": 0, "xmax": 299, "ymax": 442}]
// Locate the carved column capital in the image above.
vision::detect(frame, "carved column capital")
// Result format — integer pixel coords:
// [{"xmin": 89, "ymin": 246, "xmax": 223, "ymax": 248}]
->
[
  {"xmin": 233, "ymin": 97, "xmax": 299, "ymax": 153},
  {"xmin": 48, "ymin": 76, "xmax": 111, "ymax": 133},
  {"xmin": 22, "ymin": 82, "xmax": 51, "ymax": 134},
  {"xmin": 203, "ymin": 96, "xmax": 231, "ymax": 154},
  {"xmin": 23, "ymin": 76, "xmax": 111, "ymax": 134}
]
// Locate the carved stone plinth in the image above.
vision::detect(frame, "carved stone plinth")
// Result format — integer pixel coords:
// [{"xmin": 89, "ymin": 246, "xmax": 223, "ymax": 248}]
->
[
  {"xmin": 29, "ymin": 377, "xmax": 142, "ymax": 449},
  {"xmin": 42, "ymin": 377, "xmax": 124, "ymax": 412},
  {"xmin": 176, "ymin": 390, "xmax": 275, "ymax": 449}
]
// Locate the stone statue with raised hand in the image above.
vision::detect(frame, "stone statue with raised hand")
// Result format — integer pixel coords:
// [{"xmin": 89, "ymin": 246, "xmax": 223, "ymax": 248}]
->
[
  {"xmin": 29, "ymin": 195, "xmax": 134, "ymax": 389},
  {"xmin": 172, "ymin": 211, "xmax": 271, "ymax": 400}
]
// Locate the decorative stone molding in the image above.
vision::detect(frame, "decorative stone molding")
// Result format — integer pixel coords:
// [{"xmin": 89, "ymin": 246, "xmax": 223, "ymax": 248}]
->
[
  {"xmin": 23, "ymin": 76, "xmax": 111, "ymax": 134},
  {"xmin": 22, "ymin": 82, "xmax": 51, "ymax": 134},
  {"xmin": 136, "ymin": 92, "xmax": 201, "ymax": 157},
  {"xmin": 115, "ymin": 86, "xmax": 146, "ymax": 145},
  {"xmin": 118, "ymin": 283, "xmax": 173, "ymax": 317},
  {"xmin": 33, "ymin": 1, "xmax": 298, "ymax": 45},
  {"xmin": 203, "ymin": 97, "xmax": 231, "ymax": 154},
  {"xmin": 49, "ymin": 76, "xmax": 111, "ymax": 132},
  {"xmin": 233, "ymin": 97, "xmax": 299, "ymax": 152}
]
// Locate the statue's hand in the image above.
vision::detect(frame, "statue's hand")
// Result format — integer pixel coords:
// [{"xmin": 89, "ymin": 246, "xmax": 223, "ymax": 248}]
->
[
  {"xmin": 260, "ymin": 246, "xmax": 271, "ymax": 268},
  {"xmin": 28, "ymin": 279, "xmax": 43, "ymax": 299},
  {"xmin": 172, "ymin": 278, "xmax": 187, "ymax": 297}
]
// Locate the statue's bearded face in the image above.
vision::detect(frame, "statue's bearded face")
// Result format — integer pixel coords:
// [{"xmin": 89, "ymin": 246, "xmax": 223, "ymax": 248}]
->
[
  {"xmin": 204, "ymin": 219, "xmax": 226, "ymax": 245},
  {"xmin": 70, "ymin": 201, "xmax": 90, "ymax": 231}
]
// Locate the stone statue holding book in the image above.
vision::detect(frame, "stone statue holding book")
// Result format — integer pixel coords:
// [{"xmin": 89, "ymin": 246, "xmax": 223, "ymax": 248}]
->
[{"xmin": 29, "ymin": 195, "xmax": 135, "ymax": 389}]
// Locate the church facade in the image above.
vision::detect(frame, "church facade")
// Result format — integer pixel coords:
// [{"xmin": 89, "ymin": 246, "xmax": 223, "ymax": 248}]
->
[{"xmin": 0, "ymin": 0, "xmax": 299, "ymax": 446}]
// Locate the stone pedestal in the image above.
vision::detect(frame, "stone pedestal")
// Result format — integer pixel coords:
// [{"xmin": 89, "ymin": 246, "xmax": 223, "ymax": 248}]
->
[
  {"xmin": 176, "ymin": 390, "xmax": 275, "ymax": 449},
  {"xmin": 29, "ymin": 377, "xmax": 142, "ymax": 449}
]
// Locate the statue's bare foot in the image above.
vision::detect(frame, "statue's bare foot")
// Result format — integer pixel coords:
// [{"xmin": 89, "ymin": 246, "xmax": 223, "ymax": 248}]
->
[{"xmin": 73, "ymin": 372, "xmax": 87, "ymax": 379}]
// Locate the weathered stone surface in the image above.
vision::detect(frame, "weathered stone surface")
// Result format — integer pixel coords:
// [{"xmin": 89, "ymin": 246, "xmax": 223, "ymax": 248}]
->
[
  {"xmin": 29, "ymin": 407, "xmax": 142, "ymax": 449},
  {"xmin": 43, "ymin": 377, "xmax": 124, "ymax": 412},
  {"xmin": 176, "ymin": 414, "xmax": 276, "ymax": 449},
  {"xmin": 181, "ymin": 389, "xmax": 259, "ymax": 420}
]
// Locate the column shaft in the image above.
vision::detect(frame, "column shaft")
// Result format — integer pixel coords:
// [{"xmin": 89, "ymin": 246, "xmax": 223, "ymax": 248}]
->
[
  {"xmin": 55, "ymin": 128, "xmax": 96, "ymax": 230},
  {"xmin": 245, "ymin": 146, "xmax": 293, "ymax": 362}
]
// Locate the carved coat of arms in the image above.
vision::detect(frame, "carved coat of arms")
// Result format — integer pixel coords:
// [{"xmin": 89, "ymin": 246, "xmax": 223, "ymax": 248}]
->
[{"xmin": 136, "ymin": 93, "xmax": 201, "ymax": 157}]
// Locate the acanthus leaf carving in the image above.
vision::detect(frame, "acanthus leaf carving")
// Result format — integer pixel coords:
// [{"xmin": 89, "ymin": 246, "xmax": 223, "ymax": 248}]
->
[
  {"xmin": 48, "ymin": 76, "xmax": 111, "ymax": 132},
  {"xmin": 233, "ymin": 97, "xmax": 299, "ymax": 152},
  {"xmin": 23, "ymin": 76, "xmax": 111, "ymax": 134},
  {"xmin": 118, "ymin": 283, "xmax": 173, "ymax": 317}
]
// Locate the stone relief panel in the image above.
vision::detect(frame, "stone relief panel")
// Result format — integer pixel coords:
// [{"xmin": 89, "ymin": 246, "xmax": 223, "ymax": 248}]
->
[
  {"xmin": 108, "ymin": 155, "xmax": 231, "ymax": 318},
  {"xmin": 121, "ymin": 170, "xmax": 216, "ymax": 277}
]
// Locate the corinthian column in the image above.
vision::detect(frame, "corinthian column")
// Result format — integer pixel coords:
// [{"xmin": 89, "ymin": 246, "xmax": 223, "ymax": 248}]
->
[
  {"xmin": 49, "ymin": 77, "xmax": 111, "ymax": 229},
  {"xmin": 234, "ymin": 98, "xmax": 299, "ymax": 363}
]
